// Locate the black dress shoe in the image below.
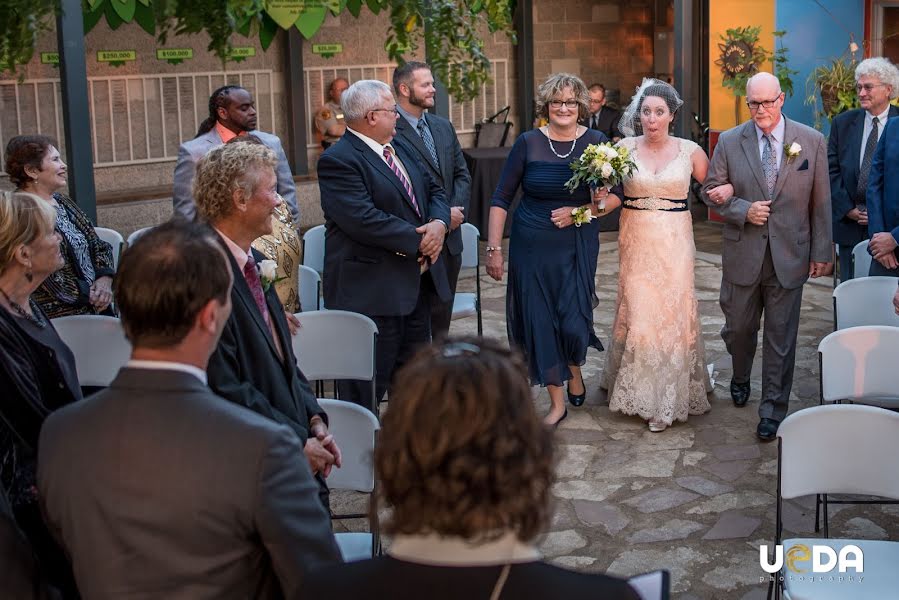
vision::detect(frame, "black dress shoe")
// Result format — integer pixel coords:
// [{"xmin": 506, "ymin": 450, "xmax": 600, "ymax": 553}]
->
[
  {"xmin": 567, "ymin": 376, "xmax": 586, "ymax": 407},
  {"xmin": 757, "ymin": 418, "xmax": 779, "ymax": 441},
  {"xmin": 730, "ymin": 380, "xmax": 751, "ymax": 407}
]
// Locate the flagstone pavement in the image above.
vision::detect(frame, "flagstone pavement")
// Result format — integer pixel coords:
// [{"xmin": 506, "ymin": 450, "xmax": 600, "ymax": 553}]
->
[{"xmin": 332, "ymin": 221, "xmax": 898, "ymax": 599}]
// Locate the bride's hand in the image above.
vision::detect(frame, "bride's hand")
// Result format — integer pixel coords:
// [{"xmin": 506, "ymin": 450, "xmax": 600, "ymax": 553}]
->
[
  {"xmin": 707, "ymin": 183, "xmax": 734, "ymax": 205},
  {"xmin": 550, "ymin": 207, "xmax": 575, "ymax": 229}
]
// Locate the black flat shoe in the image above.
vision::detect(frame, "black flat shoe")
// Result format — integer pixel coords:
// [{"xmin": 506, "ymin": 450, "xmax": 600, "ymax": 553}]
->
[
  {"xmin": 730, "ymin": 380, "xmax": 751, "ymax": 407},
  {"xmin": 567, "ymin": 377, "xmax": 586, "ymax": 407},
  {"xmin": 757, "ymin": 418, "xmax": 779, "ymax": 441}
]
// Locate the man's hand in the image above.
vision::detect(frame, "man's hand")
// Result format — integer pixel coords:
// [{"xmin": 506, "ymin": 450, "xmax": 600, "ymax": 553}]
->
[
  {"xmin": 847, "ymin": 207, "xmax": 869, "ymax": 226},
  {"xmin": 746, "ymin": 200, "xmax": 772, "ymax": 226},
  {"xmin": 304, "ymin": 437, "xmax": 336, "ymax": 476},
  {"xmin": 308, "ymin": 417, "xmax": 342, "ymax": 477},
  {"xmin": 877, "ymin": 252, "xmax": 899, "ymax": 270},
  {"xmin": 416, "ymin": 221, "xmax": 446, "ymax": 263},
  {"xmin": 808, "ymin": 261, "xmax": 833, "ymax": 278},
  {"xmin": 90, "ymin": 276, "xmax": 114, "ymax": 312},
  {"xmin": 706, "ymin": 183, "xmax": 734, "ymax": 205},
  {"xmin": 893, "ymin": 286, "xmax": 899, "ymax": 316},
  {"xmin": 869, "ymin": 232, "xmax": 898, "ymax": 260},
  {"xmin": 450, "ymin": 207, "xmax": 465, "ymax": 230},
  {"xmin": 285, "ymin": 311, "xmax": 301, "ymax": 335}
]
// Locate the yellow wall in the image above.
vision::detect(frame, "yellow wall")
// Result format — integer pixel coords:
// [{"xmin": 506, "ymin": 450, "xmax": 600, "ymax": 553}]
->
[{"xmin": 709, "ymin": 0, "xmax": 776, "ymax": 130}]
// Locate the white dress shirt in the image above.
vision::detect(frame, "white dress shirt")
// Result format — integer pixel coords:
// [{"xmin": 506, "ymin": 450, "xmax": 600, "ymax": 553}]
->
[
  {"xmin": 125, "ymin": 360, "xmax": 208, "ymax": 385},
  {"xmin": 859, "ymin": 105, "xmax": 892, "ymax": 168},
  {"xmin": 346, "ymin": 127, "xmax": 412, "ymax": 182},
  {"xmin": 755, "ymin": 115, "xmax": 786, "ymax": 168}
]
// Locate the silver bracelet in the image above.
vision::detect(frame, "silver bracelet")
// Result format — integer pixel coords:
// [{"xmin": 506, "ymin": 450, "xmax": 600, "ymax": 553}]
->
[{"xmin": 485, "ymin": 245, "xmax": 502, "ymax": 253}]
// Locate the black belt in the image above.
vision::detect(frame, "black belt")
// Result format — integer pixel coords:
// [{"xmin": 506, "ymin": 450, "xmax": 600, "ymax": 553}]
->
[{"xmin": 622, "ymin": 196, "xmax": 688, "ymax": 212}]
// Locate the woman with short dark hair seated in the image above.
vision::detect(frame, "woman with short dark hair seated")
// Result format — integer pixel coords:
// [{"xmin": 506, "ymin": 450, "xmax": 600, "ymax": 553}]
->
[
  {"xmin": 4, "ymin": 135, "xmax": 115, "ymax": 318},
  {"xmin": 303, "ymin": 337, "xmax": 639, "ymax": 600}
]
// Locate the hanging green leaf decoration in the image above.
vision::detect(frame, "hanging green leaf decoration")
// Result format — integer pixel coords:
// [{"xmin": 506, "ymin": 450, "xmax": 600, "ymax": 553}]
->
[
  {"xmin": 259, "ymin": 12, "xmax": 279, "ymax": 50},
  {"xmin": 112, "ymin": 0, "xmax": 137, "ymax": 23},
  {"xmin": 345, "ymin": 0, "xmax": 363, "ymax": 17},
  {"xmin": 133, "ymin": 0, "xmax": 156, "ymax": 35},
  {"xmin": 87, "ymin": 0, "xmax": 104, "ymax": 9},
  {"xmin": 295, "ymin": 7, "xmax": 327, "ymax": 39},
  {"xmin": 104, "ymin": 0, "xmax": 126, "ymax": 30},
  {"xmin": 366, "ymin": 0, "xmax": 382, "ymax": 15},
  {"xmin": 83, "ymin": 2, "xmax": 106, "ymax": 34}
]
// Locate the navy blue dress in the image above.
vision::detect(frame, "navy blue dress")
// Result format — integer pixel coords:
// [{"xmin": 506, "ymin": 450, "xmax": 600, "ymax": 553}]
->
[{"xmin": 492, "ymin": 129, "xmax": 606, "ymax": 386}]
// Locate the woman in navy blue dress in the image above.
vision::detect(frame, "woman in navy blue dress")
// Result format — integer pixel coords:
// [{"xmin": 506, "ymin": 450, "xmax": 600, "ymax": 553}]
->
[{"xmin": 486, "ymin": 74, "xmax": 621, "ymax": 426}]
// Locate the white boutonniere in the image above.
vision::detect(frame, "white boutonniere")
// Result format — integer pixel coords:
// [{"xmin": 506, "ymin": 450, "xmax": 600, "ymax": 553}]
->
[
  {"xmin": 785, "ymin": 142, "xmax": 802, "ymax": 162},
  {"xmin": 258, "ymin": 259, "xmax": 285, "ymax": 292}
]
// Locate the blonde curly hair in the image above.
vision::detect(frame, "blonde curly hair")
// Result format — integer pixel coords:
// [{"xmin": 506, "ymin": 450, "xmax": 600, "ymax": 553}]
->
[
  {"xmin": 534, "ymin": 73, "xmax": 590, "ymax": 122},
  {"xmin": 193, "ymin": 142, "xmax": 278, "ymax": 223}
]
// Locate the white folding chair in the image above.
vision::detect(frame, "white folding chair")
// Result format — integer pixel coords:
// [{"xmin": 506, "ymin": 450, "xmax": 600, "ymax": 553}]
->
[
  {"xmin": 317, "ymin": 398, "xmax": 381, "ymax": 562},
  {"xmin": 126, "ymin": 226, "xmax": 153, "ymax": 247},
  {"xmin": 771, "ymin": 405, "xmax": 899, "ymax": 600},
  {"xmin": 832, "ymin": 276, "xmax": 899, "ymax": 330},
  {"xmin": 851, "ymin": 239, "xmax": 872, "ymax": 279},
  {"xmin": 450, "ymin": 223, "xmax": 483, "ymax": 335},
  {"xmin": 302, "ymin": 224, "xmax": 326, "ymax": 275},
  {"xmin": 94, "ymin": 227, "xmax": 124, "ymax": 270},
  {"xmin": 297, "ymin": 264, "xmax": 321, "ymax": 312},
  {"xmin": 628, "ymin": 570, "xmax": 670, "ymax": 600},
  {"xmin": 51, "ymin": 315, "xmax": 131, "ymax": 387},
  {"xmin": 291, "ymin": 310, "xmax": 378, "ymax": 413}
]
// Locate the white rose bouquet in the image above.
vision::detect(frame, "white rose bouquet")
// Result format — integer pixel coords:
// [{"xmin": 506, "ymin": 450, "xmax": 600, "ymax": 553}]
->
[
  {"xmin": 564, "ymin": 142, "xmax": 638, "ymax": 195},
  {"xmin": 258, "ymin": 259, "xmax": 286, "ymax": 292}
]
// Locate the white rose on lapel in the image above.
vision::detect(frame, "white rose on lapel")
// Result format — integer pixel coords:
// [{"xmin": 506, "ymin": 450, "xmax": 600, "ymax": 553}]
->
[
  {"xmin": 785, "ymin": 142, "xmax": 802, "ymax": 162},
  {"xmin": 258, "ymin": 259, "xmax": 282, "ymax": 291}
]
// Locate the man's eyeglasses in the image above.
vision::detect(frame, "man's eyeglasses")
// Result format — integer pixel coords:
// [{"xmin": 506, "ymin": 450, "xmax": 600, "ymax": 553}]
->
[
  {"xmin": 746, "ymin": 95, "xmax": 783, "ymax": 111},
  {"xmin": 856, "ymin": 83, "xmax": 887, "ymax": 93},
  {"xmin": 369, "ymin": 106, "xmax": 399, "ymax": 116},
  {"xmin": 549, "ymin": 100, "xmax": 580, "ymax": 109}
]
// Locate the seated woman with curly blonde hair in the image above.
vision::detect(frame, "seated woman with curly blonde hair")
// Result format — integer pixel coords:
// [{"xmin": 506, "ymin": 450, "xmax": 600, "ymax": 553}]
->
[{"xmin": 303, "ymin": 337, "xmax": 639, "ymax": 600}]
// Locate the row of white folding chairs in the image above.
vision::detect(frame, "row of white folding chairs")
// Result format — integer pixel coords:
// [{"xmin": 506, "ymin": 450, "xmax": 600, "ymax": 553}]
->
[
  {"xmin": 94, "ymin": 226, "xmax": 154, "ymax": 271},
  {"xmin": 302, "ymin": 222, "xmax": 483, "ymax": 333},
  {"xmin": 832, "ymin": 276, "xmax": 899, "ymax": 330}
]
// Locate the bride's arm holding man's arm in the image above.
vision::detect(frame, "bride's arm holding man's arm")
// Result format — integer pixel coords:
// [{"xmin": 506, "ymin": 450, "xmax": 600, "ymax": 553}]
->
[{"xmin": 701, "ymin": 139, "xmax": 762, "ymax": 226}]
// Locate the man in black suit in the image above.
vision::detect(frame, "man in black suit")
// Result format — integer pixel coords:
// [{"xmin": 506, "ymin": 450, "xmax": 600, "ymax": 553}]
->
[
  {"xmin": 194, "ymin": 141, "xmax": 342, "ymax": 503},
  {"xmin": 393, "ymin": 61, "xmax": 471, "ymax": 338},
  {"xmin": 584, "ymin": 83, "xmax": 622, "ymax": 142},
  {"xmin": 318, "ymin": 79, "xmax": 451, "ymax": 408},
  {"xmin": 38, "ymin": 221, "xmax": 340, "ymax": 599},
  {"xmin": 828, "ymin": 57, "xmax": 899, "ymax": 281}
]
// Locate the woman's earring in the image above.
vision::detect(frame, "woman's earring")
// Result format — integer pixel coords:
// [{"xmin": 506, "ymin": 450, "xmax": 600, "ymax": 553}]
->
[{"xmin": 25, "ymin": 269, "xmax": 33, "ymax": 283}]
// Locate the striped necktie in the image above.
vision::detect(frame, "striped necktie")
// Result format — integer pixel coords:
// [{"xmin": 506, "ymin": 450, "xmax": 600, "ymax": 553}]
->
[{"xmin": 383, "ymin": 145, "xmax": 421, "ymax": 217}]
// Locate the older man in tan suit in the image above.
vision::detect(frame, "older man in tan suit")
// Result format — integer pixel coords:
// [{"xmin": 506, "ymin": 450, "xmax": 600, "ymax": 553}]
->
[{"xmin": 703, "ymin": 72, "xmax": 832, "ymax": 441}]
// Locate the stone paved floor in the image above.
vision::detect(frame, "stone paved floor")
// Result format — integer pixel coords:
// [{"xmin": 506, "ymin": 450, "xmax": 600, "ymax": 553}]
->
[{"xmin": 334, "ymin": 221, "xmax": 898, "ymax": 599}]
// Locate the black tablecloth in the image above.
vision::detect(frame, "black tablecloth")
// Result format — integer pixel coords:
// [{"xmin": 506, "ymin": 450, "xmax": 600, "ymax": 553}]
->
[{"xmin": 463, "ymin": 147, "xmax": 519, "ymax": 237}]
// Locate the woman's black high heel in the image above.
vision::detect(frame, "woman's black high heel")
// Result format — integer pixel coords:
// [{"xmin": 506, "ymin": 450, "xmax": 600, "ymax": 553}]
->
[{"xmin": 567, "ymin": 375, "xmax": 586, "ymax": 407}]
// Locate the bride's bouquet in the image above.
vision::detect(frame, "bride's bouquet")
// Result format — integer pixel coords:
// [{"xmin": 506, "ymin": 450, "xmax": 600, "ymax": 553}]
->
[{"xmin": 564, "ymin": 142, "xmax": 637, "ymax": 194}]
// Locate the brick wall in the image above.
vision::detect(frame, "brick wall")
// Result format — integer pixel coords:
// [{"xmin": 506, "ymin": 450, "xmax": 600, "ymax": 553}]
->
[{"xmin": 533, "ymin": 0, "xmax": 657, "ymax": 108}]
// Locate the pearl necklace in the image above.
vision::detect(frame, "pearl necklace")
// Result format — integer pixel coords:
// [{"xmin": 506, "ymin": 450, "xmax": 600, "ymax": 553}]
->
[{"xmin": 546, "ymin": 128, "xmax": 577, "ymax": 159}]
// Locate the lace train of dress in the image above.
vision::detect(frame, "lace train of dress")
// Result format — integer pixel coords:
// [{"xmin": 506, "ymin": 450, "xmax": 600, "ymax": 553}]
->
[{"xmin": 602, "ymin": 137, "xmax": 711, "ymax": 426}]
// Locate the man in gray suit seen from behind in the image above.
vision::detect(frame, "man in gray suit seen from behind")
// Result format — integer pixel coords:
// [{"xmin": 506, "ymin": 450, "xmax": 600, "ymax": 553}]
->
[
  {"xmin": 38, "ymin": 220, "xmax": 340, "ymax": 599},
  {"xmin": 172, "ymin": 85, "xmax": 300, "ymax": 229},
  {"xmin": 703, "ymin": 72, "xmax": 832, "ymax": 441},
  {"xmin": 393, "ymin": 61, "xmax": 471, "ymax": 338}
]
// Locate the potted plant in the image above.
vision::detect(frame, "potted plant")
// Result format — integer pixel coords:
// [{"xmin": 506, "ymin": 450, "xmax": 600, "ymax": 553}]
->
[{"xmin": 805, "ymin": 56, "xmax": 859, "ymax": 130}]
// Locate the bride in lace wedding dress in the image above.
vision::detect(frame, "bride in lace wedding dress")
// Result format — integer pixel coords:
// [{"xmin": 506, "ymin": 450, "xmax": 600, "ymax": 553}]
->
[{"xmin": 601, "ymin": 79, "xmax": 720, "ymax": 432}]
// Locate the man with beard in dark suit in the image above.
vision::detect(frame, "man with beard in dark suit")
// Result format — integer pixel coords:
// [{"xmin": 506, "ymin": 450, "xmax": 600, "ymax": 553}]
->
[
  {"xmin": 393, "ymin": 61, "xmax": 471, "ymax": 338},
  {"xmin": 318, "ymin": 79, "xmax": 451, "ymax": 410}
]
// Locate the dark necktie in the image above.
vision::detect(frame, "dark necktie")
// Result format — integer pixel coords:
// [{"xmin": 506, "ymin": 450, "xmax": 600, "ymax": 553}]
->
[
  {"xmin": 417, "ymin": 118, "xmax": 440, "ymax": 168},
  {"xmin": 383, "ymin": 145, "xmax": 421, "ymax": 217},
  {"xmin": 591, "ymin": 112, "xmax": 599, "ymax": 129},
  {"xmin": 242, "ymin": 255, "xmax": 271, "ymax": 328},
  {"xmin": 762, "ymin": 134, "xmax": 778, "ymax": 199},
  {"xmin": 856, "ymin": 116, "xmax": 880, "ymax": 203}
]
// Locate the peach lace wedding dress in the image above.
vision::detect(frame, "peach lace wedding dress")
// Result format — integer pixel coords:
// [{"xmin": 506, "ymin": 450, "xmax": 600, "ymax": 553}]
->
[{"xmin": 602, "ymin": 137, "xmax": 712, "ymax": 426}]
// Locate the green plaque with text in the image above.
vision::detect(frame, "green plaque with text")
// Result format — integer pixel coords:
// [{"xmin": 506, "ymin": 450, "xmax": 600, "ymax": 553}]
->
[
  {"xmin": 157, "ymin": 49, "xmax": 194, "ymax": 61},
  {"xmin": 97, "ymin": 50, "xmax": 137, "ymax": 63},
  {"xmin": 312, "ymin": 44, "xmax": 343, "ymax": 56},
  {"xmin": 40, "ymin": 53, "xmax": 60, "ymax": 65},
  {"xmin": 229, "ymin": 47, "xmax": 257, "ymax": 59}
]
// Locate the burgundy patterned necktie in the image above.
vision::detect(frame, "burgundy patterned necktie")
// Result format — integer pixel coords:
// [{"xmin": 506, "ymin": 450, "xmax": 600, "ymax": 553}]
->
[
  {"xmin": 383, "ymin": 145, "xmax": 421, "ymax": 217},
  {"xmin": 242, "ymin": 254, "xmax": 271, "ymax": 328}
]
